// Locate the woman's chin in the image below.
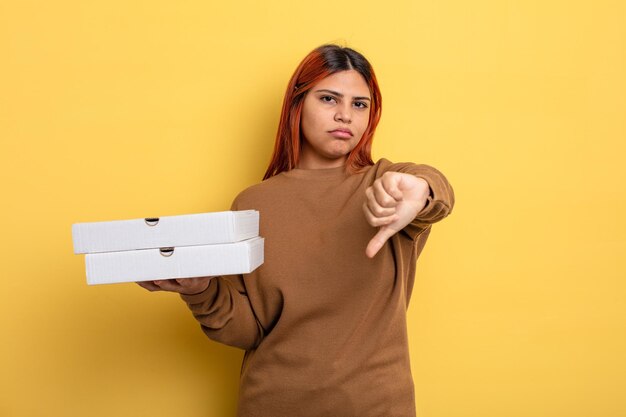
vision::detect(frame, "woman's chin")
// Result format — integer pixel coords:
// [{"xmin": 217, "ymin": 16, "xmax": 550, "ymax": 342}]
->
[
  {"xmin": 325, "ymin": 144, "xmax": 355, "ymax": 159},
  {"xmin": 322, "ymin": 152, "xmax": 350, "ymax": 163}
]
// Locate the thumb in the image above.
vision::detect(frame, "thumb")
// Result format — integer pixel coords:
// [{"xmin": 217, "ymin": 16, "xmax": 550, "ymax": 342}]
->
[{"xmin": 366, "ymin": 226, "xmax": 396, "ymax": 258}]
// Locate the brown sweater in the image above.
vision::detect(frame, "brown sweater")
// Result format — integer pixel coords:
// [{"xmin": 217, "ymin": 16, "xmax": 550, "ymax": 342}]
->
[{"xmin": 180, "ymin": 158, "xmax": 454, "ymax": 417}]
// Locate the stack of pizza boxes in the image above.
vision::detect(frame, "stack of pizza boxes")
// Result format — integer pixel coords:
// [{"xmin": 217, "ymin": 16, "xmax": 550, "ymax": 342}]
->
[{"xmin": 72, "ymin": 211, "xmax": 263, "ymax": 285}]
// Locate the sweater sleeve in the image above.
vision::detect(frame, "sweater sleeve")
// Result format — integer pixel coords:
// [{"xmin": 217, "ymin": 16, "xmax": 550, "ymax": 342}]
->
[
  {"xmin": 383, "ymin": 160, "xmax": 455, "ymax": 241},
  {"xmin": 179, "ymin": 275, "xmax": 264, "ymax": 350},
  {"xmin": 178, "ymin": 196, "xmax": 264, "ymax": 351}
]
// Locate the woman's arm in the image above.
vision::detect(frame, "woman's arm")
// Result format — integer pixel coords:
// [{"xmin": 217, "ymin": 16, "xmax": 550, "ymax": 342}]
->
[
  {"xmin": 138, "ymin": 275, "xmax": 264, "ymax": 351},
  {"xmin": 139, "ymin": 193, "xmax": 266, "ymax": 351}
]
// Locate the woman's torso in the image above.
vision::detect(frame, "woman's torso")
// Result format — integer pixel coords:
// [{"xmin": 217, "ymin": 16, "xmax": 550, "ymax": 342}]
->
[{"xmin": 230, "ymin": 160, "xmax": 419, "ymax": 417}]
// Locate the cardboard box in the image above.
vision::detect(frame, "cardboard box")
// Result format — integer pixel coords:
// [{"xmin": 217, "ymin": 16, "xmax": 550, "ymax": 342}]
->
[
  {"xmin": 85, "ymin": 237, "xmax": 264, "ymax": 285},
  {"xmin": 72, "ymin": 210, "xmax": 259, "ymax": 254},
  {"xmin": 72, "ymin": 210, "xmax": 264, "ymax": 285}
]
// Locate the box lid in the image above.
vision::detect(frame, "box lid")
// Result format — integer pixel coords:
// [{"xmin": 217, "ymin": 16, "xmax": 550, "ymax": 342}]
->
[{"xmin": 72, "ymin": 210, "xmax": 259, "ymax": 254}]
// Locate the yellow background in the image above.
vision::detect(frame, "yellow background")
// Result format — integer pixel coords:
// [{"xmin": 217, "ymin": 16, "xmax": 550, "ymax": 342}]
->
[{"xmin": 1, "ymin": 1, "xmax": 625, "ymax": 416}]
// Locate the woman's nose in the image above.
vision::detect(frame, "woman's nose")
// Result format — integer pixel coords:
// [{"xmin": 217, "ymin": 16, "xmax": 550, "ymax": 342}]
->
[{"xmin": 334, "ymin": 105, "xmax": 352, "ymax": 124}]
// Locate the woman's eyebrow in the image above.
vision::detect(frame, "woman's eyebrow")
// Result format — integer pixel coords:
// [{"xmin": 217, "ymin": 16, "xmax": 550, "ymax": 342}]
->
[{"xmin": 314, "ymin": 89, "xmax": 371, "ymax": 101}]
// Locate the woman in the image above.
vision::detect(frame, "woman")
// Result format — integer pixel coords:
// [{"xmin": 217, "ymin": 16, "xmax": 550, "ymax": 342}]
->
[{"xmin": 139, "ymin": 44, "xmax": 454, "ymax": 417}]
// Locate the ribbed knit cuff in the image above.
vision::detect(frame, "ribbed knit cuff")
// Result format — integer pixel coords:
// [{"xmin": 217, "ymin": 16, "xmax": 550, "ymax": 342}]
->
[{"xmin": 410, "ymin": 168, "xmax": 454, "ymax": 224}]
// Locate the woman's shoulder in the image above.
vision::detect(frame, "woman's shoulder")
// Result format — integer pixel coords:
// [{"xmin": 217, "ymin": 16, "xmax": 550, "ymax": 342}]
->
[{"xmin": 230, "ymin": 174, "xmax": 288, "ymax": 210}]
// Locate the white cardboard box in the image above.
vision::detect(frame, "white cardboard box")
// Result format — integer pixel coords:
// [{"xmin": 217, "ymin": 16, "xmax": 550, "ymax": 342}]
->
[
  {"xmin": 85, "ymin": 237, "xmax": 264, "ymax": 285},
  {"xmin": 72, "ymin": 210, "xmax": 259, "ymax": 254}
]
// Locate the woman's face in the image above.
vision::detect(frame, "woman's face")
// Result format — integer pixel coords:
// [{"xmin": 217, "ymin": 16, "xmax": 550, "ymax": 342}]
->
[{"xmin": 299, "ymin": 70, "xmax": 371, "ymax": 169}]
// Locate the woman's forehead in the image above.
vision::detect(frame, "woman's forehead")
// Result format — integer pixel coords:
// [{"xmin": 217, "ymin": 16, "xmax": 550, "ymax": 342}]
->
[{"xmin": 312, "ymin": 70, "xmax": 370, "ymax": 97}]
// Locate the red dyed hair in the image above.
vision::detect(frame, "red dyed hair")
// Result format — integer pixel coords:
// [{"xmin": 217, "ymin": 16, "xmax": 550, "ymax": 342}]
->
[{"xmin": 263, "ymin": 44, "xmax": 383, "ymax": 180}]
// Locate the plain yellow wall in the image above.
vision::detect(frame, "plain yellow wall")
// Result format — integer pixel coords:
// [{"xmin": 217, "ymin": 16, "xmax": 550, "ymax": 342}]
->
[{"xmin": 1, "ymin": 1, "xmax": 625, "ymax": 416}]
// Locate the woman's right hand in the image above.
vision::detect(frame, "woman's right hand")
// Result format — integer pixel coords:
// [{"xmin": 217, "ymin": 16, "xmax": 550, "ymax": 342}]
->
[{"xmin": 136, "ymin": 276, "xmax": 212, "ymax": 295}]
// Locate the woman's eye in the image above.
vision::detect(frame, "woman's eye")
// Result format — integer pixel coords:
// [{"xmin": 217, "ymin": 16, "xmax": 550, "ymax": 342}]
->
[
  {"xmin": 354, "ymin": 101, "xmax": 368, "ymax": 109},
  {"xmin": 321, "ymin": 96, "xmax": 336, "ymax": 103}
]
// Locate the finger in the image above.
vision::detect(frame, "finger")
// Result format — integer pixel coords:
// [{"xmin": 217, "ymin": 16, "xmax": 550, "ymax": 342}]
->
[
  {"xmin": 180, "ymin": 279, "xmax": 212, "ymax": 295},
  {"xmin": 176, "ymin": 276, "xmax": 215, "ymax": 294},
  {"xmin": 381, "ymin": 173, "xmax": 404, "ymax": 201},
  {"xmin": 367, "ymin": 199, "xmax": 397, "ymax": 217},
  {"xmin": 136, "ymin": 281, "xmax": 162, "ymax": 292},
  {"xmin": 176, "ymin": 276, "xmax": 211, "ymax": 286},
  {"xmin": 363, "ymin": 203, "xmax": 399, "ymax": 227},
  {"xmin": 366, "ymin": 190, "xmax": 397, "ymax": 217},
  {"xmin": 177, "ymin": 277, "xmax": 211, "ymax": 292},
  {"xmin": 372, "ymin": 180, "xmax": 400, "ymax": 208},
  {"xmin": 152, "ymin": 279, "xmax": 184, "ymax": 292},
  {"xmin": 366, "ymin": 227, "xmax": 397, "ymax": 258}
]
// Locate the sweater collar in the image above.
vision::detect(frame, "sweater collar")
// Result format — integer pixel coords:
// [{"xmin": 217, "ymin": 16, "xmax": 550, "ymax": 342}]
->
[{"xmin": 281, "ymin": 164, "xmax": 350, "ymax": 180}]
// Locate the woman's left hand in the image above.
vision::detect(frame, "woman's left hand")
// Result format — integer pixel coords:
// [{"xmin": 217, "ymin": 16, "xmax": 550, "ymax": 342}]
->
[
  {"xmin": 363, "ymin": 172, "xmax": 430, "ymax": 258},
  {"xmin": 136, "ymin": 276, "xmax": 212, "ymax": 295}
]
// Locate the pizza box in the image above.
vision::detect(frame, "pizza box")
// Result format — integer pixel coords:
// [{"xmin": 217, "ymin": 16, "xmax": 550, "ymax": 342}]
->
[
  {"xmin": 72, "ymin": 210, "xmax": 259, "ymax": 254},
  {"xmin": 84, "ymin": 237, "xmax": 264, "ymax": 285}
]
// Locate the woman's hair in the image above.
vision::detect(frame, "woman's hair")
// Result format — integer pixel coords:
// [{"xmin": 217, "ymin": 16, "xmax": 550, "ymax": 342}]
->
[{"xmin": 263, "ymin": 44, "xmax": 382, "ymax": 180}]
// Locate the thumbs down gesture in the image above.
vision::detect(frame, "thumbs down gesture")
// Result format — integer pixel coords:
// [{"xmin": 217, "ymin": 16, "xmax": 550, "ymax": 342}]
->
[{"xmin": 363, "ymin": 172, "xmax": 431, "ymax": 258}]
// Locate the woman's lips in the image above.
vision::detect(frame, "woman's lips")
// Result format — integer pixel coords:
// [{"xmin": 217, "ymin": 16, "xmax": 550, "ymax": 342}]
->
[{"xmin": 329, "ymin": 129, "xmax": 353, "ymax": 139}]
